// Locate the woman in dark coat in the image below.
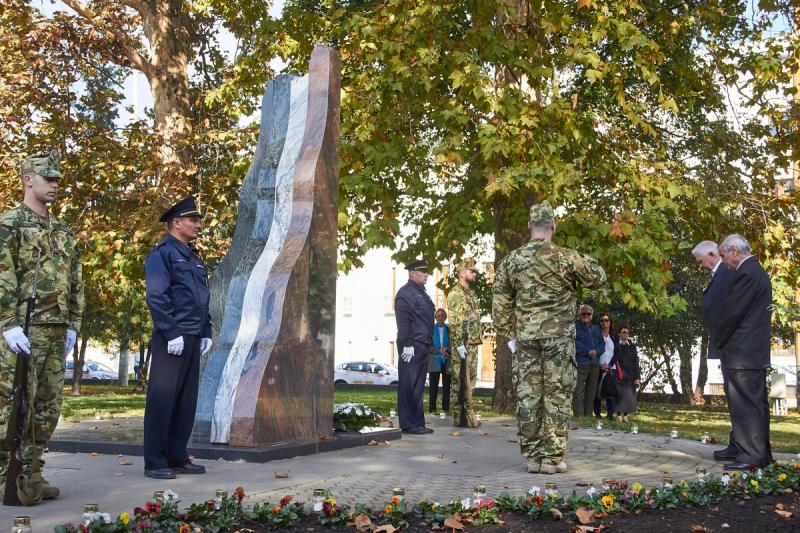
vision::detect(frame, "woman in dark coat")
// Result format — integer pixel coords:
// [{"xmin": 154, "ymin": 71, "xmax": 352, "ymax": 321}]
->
[{"xmin": 609, "ymin": 324, "xmax": 640, "ymax": 422}]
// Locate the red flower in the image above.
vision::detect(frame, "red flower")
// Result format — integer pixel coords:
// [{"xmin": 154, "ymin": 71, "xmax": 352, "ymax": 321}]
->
[
  {"xmin": 234, "ymin": 486, "xmax": 246, "ymax": 502},
  {"xmin": 280, "ymin": 495, "xmax": 292, "ymax": 506},
  {"xmin": 748, "ymin": 464, "xmax": 758, "ymax": 473},
  {"xmin": 78, "ymin": 525, "xmax": 89, "ymax": 533},
  {"xmin": 145, "ymin": 500, "xmax": 161, "ymax": 514},
  {"xmin": 533, "ymin": 495, "xmax": 545, "ymax": 506},
  {"xmin": 134, "ymin": 520, "xmax": 152, "ymax": 532},
  {"xmin": 322, "ymin": 500, "xmax": 335, "ymax": 517},
  {"xmin": 206, "ymin": 499, "xmax": 217, "ymax": 511},
  {"xmin": 133, "ymin": 506, "xmax": 146, "ymax": 516}
]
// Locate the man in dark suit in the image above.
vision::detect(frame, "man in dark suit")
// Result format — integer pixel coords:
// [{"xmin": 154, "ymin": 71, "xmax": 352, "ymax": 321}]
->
[
  {"xmin": 716, "ymin": 234, "xmax": 773, "ymax": 470},
  {"xmin": 692, "ymin": 240, "xmax": 737, "ymax": 461}
]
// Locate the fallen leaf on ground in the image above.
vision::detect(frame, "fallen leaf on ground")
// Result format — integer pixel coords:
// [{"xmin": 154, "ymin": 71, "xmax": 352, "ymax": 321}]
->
[
  {"xmin": 373, "ymin": 525, "xmax": 396, "ymax": 533},
  {"xmin": 119, "ymin": 459, "xmax": 133, "ymax": 465},
  {"xmin": 775, "ymin": 509, "xmax": 793, "ymax": 518},
  {"xmin": 368, "ymin": 440, "xmax": 378, "ymax": 446},
  {"xmin": 571, "ymin": 525, "xmax": 605, "ymax": 533},
  {"xmin": 784, "ymin": 488, "xmax": 794, "ymax": 494},
  {"xmin": 575, "ymin": 481, "xmax": 591, "ymax": 486},
  {"xmin": 777, "ymin": 503, "xmax": 785, "ymax": 510},
  {"xmin": 319, "ymin": 434, "xmax": 330, "ymax": 441},
  {"xmin": 381, "ymin": 440, "xmax": 391, "ymax": 446},
  {"xmin": 549, "ymin": 508, "xmax": 563, "ymax": 520},
  {"xmin": 451, "ymin": 432, "xmax": 461, "ymax": 436},
  {"xmin": 443, "ymin": 515, "xmax": 465, "ymax": 531},
  {"xmin": 721, "ymin": 523, "xmax": 730, "ymax": 528},
  {"xmin": 89, "ymin": 452, "xmax": 99, "ymax": 456},
  {"xmin": 113, "ymin": 473, "xmax": 125, "ymax": 477},
  {"xmin": 437, "ymin": 454, "xmax": 445, "ymax": 459},
  {"xmin": 274, "ymin": 472, "xmax": 289, "ymax": 478},
  {"xmin": 478, "ymin": 431, "xmax": 487, "ymax": 436},
  {"xmin": 575, "ymin": 507, "xmax": 595, "ymax": 524},
  {"xmin": 353, "ymin": 514, "xmax": 372, "ymax": 531},
  {"xmin": 690, "ymin": 526, "xmax": 708, "ymax": 532}
]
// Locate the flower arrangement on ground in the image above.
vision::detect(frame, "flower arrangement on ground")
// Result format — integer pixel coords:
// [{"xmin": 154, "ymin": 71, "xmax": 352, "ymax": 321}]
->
[
  {"xmin": 332, "ymin": 402, "xmax": 378, "ymax": 431},
  {"xmin": 251, "ymin": 495, "xmax": 305, "ymax": 529}
]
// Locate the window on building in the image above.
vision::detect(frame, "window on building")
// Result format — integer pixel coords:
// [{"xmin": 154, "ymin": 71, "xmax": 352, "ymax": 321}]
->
[{"xmin": 343, "ymin": 297, "xmax": 353, "ymax": 316}]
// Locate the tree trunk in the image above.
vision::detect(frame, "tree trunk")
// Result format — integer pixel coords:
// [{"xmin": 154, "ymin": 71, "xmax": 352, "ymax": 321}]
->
[
  {"xmin": 640, "ymin": 355, "xmax": 667, "ymax": 392},
  {"xmin": 678, "ymin": 344, "xmax": 693, "ymax": 404},
  {"xmin": 660, "ymin": 346, "xmax": 681, "ymax": 401},
  {"xmin": 134, "ymin": 343, "xmax": 148, "ymax": 393},
  {"xmin": 135, "ymin": 342, "xmax": 152, "ymax": 393},
  {"xmin": 118, "ymin": 333, "xmax": 130, "ymax": 387},
  {"xmin": 71, "ymin": 335, "xmax": 89, "ymax": 395},
  {"xmin": 491, "ymin": 192, "xmax": 536, "ymax": 414},
  {"xmin": 693, "ymin": 331, "xmax": 709, "ymax": 405}
]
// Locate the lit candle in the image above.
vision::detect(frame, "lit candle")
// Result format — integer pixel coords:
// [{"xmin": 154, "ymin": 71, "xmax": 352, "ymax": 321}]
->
[{"xmin": 11, "ymin": 516, "xmax": 32, "ymax": 533}]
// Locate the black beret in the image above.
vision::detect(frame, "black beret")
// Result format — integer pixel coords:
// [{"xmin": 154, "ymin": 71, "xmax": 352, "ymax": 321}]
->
[{"xmin": 159, "ymin": 195, "xmax": 203, "ymax": 223}]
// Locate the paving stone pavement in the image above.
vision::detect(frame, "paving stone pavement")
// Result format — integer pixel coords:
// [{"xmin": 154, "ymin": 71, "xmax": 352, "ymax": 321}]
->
[{"xmin": 2, "ymin": 415, "xmax": 795, "ymax": 529}]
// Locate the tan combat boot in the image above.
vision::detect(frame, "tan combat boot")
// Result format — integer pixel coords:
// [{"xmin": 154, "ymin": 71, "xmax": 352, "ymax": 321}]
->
[
  {"xmin": 539, "ymin": 460, "xmax": 568, "ymax": 474},
  {"xmin": 526, "ymin": 460, "xmax": 541, "ymax": 473},
  {"xmin": 42, "ymin": 479, "xmax": 60, "ymax": 500}
]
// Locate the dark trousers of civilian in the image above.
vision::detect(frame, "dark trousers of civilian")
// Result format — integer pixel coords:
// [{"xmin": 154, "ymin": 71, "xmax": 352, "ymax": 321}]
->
[
  {"xmin": 593, "ymin": 371, "xmax": 615, "ymax": 419},
  {"xmin": 727, "ymin": 368, "xmax": 773, "ymax": 466},
  {"xmin": 143, "ymin": 332, "xmax": 201, "ymax": 470},
  {"xmin": 719, "ymin": 362, "xmax": 739, "ymax": 453},
  {"xmin": 572, "ymin": 364, "xmax": 599, "ymax": 417},
  {"xmin": 428, "ymin": 371, "xmax": 451, "ymax": 413},
  {"xmin": 398, "ymin": 343, "xmax": 430, "ymax": 430}
]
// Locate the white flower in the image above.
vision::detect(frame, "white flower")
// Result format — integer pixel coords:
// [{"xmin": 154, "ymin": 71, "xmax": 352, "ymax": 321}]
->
[
  {"xmin": 313, "ymin": 502, "xmax": 323, "ymax": 512},
  {"xmin": 586, "ymin": 487, "xmax": 598, "ymax": 499},
  {"xmin": 355, "ymin": 407, "xmax": 363, "ymax": 416},
  {"xmin": 663, "ymin": 483, "xmax": 673, "ymax": 489},
  {"xmin": 756, "ymin": 469, "xmax": 763, "ymax": 479},
  {"xmin": 364, "ymin": 407, "xmax": 372, "ymax": 415},
  {"xmin": 528, "ymin": 486, "xmax": 541, "ymax": 496},
  {"xmin": 721, "ymin": 474, "xmax": 731, "ymax": 486},
  {"xmin": 741, "ymin": 472, "xmax": 748, "ymax": 479},
  {"xmin": 163, "ymin": 489, "xmax": 179, "ymax": 501},
  {"xmin": 91, "ymin": 512, "xmax": 112, "ymax": 524},
  {"xmin": 544, "ymin": 488, "xmax": 559, "ymax": 498},
  {"xmin": 460, "ymin": 497, "xmax": 472, "ymax": 509}
]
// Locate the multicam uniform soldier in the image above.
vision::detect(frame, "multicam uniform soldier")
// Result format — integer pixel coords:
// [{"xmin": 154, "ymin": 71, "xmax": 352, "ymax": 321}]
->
[
  {"xmin": 0, "ymin": 151, "xmax": 84, "ymax": 504},
  {"xmin": 492, "ymin": 202, "xmax": 605, "ymax": 474},
  {"xmin": 447, "ymin": 258, "xmax": 481, "ymax": 428}
]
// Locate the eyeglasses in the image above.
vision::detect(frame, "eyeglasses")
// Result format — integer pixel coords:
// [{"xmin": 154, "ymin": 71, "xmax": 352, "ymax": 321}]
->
[
  {"xmin": 580, "ymin": 312, "xmax": 592, "ymax": 316},
  {"xmin": 599, "ymin": 318, "xmax": 610, "ymax": 322}
]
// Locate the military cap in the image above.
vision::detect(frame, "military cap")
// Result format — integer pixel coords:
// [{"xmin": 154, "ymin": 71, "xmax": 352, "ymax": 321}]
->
[
  {"xmin": 159, "ymin": 195, "xmax": 203, "ymax": 223},
  {"xmin": 21, "ymin": 150, "xmax": 62, "ymax": 180},
  {"xmin": 456, "ymin": 257, "xmax": 477, "ymax": 272},
  {"xmin": 404, "ymin": 258, "xmax": 428, "ymax": 272},
  {"xmin": 529, "ymin": 201, "xmax": 554, "ymax": 222}
]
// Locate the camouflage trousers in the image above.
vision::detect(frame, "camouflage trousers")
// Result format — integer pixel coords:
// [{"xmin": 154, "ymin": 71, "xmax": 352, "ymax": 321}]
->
[
  {"xmin": 0, "ymin": 325, "xmax": 67, "ymax": 485},
  {"xmin": 512, "ymin": 337, "xmax": 576, "ymax": 465},
  {"xmin": 450, "ymin": 344, "xmax": 479, "ymax": 427}
]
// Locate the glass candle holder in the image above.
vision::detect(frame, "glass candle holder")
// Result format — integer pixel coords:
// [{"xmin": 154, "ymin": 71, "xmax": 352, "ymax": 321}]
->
[
  {"xmin": 473, "ymin": 485, "xmax": 487, "ymax": 501},
  {"xmin": 389, "ymin": 409, "xmax": 397, "ymax": 418},
  {"xmin": 82, "ymin": 504, "xmax": 100, "ymax": 526},
  {"xmin": 544, "ymin": 482, "xmax": 558, "ymax": 497},
  {"xmin": 153, "ymin": 490, "xmax": 165, "ymax": 501},
  {"xmin": 631, "ymin": 425, "xmax": 639, "ymax": 434},
  {"xmin": 596, "ymin": 420, "xmax": 603, "ymax": 430},
  {"xmin": 11, "ymin": 517, "xmax": 32, "ymax": 533},
  {"xmin": 661, "ymin": 476, "xmax": 673, "ymax": 486},
  {"xmin": 700, "ymin": 433, "xmax": 709, "ymax": 444},
  {"xmin": 313, "ymin": 488, "xmax": 325, "ymax": 512},
  {"xmin": 696, "ymin": 467, "xmax": 707, "ymax": 479},
  {"xmin": 476, "ymin": 413, "xmax": 482, "ymax": 421},
  {"xmin": 670, "ymin": 428, "xmax": 678, "ymax": 439},
  {"xmin": 439, "ymin": 411, "xmax": 446, "ymax": 419},
  {"xmin": 392, "ymin": 487, "xmax": 405, "ymax": 501}
]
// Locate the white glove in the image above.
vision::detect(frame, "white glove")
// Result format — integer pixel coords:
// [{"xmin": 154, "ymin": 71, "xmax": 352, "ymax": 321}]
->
[
  {"xmin": 200, "ymin": 337, "xmax": 213, "ymax": 355},
  {"xmin": 401, "ymin": 346, "xmax": 414, "ymax": 363},
  {"xmin": 456, "ymin": 345, "xmax": 467, "ymax": 359},
  {"xmin": 65, "ymin": 328, "xmax": 77, "ymax": 356},
  {"xmin": 3, "ymin": 326, "xmax": 31, "ymax": 355},
  {"xmin": 167, "ymin": 336, "xmax": 184, "ymax": 356},
  {"xmin": 507, "ymin": 338, "xmax": 518, "ymax": 354}
]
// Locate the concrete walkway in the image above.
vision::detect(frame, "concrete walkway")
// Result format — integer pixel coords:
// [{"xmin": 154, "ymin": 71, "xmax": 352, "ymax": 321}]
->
[{"xmin": 2, "ymin": 415, "xmax": 794, "ymax": 530}]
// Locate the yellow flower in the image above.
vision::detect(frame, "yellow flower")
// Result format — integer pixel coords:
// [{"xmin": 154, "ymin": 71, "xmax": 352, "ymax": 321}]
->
[
  {"xmin": 384, "ymin": 504, "xmax": 394, "ymax": 514},
  {"xmin": 750, "ymin": 479, "xmax": 759, "ymax": 489},
  {"xmin": 779, "ymin": 473, "xmax": 788, "ymax": 481},
  {"xmin": 179, "ymin": 525, "xmax": 190, "ymax": 533},
  {"xmin": 681, "ymin": 492, "xmax": 688, "ymax": 499},
  {"xmin": 326, "ymin": 497, "xmax": 336, "ymax": 505},
  {"xmin": 632, "ymin": 482, "xmax": 642, "ymax": 494},
  {"xmin": 431, "ymin": 503, "xmax": 439, "ymax": 509},
  {"xmin": 120, "ymin": 513, "xmax": 130, "ymax": 525},
  {"xmin": 601, "ymin": 494, "xmax": 615, "ymax": 508},
  {"xmin": 272, "ymin": 505, "xmax": 282, "ymax": 514},
  {"xmin": 390, "ymin": 496, "xmax": 401, "ymax": 505}
]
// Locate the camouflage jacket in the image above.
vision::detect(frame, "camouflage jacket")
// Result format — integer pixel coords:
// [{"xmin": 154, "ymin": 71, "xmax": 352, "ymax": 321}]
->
[
  {"xmin": 447, "ymin": 283, "xmax": 481, "ymax": 346},
  {"xmin": 492, "ymin": 239, "xmax": 605, "ymax": 341},
  {"xmin": 0, "ymin": 204, "xmax": 84, "ymax": 331}
]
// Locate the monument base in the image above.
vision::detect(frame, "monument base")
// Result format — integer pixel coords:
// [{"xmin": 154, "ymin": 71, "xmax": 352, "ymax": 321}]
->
[{"xmin": 48, "ymin": 417, "xmax": 400, "ymax": 463}]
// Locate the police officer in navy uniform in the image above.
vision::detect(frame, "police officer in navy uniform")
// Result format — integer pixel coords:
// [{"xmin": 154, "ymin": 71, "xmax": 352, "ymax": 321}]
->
[
  {"xmin": 394, "ymin": 259, "xmax": 435, "ymax": 434},
  {"xmin": 143, "ymin": 196, "xmax": 213, "ymax": 479}
]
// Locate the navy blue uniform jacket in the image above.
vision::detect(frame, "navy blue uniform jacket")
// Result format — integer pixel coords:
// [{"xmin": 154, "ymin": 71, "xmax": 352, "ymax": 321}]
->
[
  {"xmin": 144, "ymin": 234, "xmax": 212, "ymax": 340},
  {"xmin": 395, "ymin": 280, "xmax": 435, "ymax": 350},
  {"xmin": 716, "ymin": 256, "xmax": 772, "ymax": 370}
]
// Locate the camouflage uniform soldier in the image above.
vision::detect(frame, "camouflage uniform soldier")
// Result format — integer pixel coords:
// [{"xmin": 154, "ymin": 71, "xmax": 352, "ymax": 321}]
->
[
  {"xmin": 447, "ymin": 258, "xmax": 481, "ymax": 427},
  {"xmin": 493, "ymin": 202, "xmax": 605, "ymax": 474},
  {"xmin": 0, "ymin": 151, "xmax": 84, "ymax": 504}
]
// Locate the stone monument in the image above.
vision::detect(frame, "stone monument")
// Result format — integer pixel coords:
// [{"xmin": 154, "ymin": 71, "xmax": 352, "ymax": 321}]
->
[{"xmin": 193, "ymin": 46, "xmax": 340, "ymax": 447}]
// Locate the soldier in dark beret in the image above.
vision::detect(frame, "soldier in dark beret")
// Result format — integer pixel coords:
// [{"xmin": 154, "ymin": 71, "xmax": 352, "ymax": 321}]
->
[
  {"xmin": 142, "ymin": 195, "xmax": 212, "ymax": 479},
  {"xmin": 394, "ymin": 259, "xmax": 436, "ymax": 434}
]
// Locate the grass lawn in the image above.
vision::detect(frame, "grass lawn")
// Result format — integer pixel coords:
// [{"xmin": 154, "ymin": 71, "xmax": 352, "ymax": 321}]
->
[{"xmin": 61, "ymin": 386, "xmax": 800, "ymax": 454}]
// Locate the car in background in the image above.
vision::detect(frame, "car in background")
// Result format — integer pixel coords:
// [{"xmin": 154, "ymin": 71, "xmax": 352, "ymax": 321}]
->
[
  {"xmin": 65, "ymin": 359, "xmax": 118, "ymax": 380},
  {"xmin": 334, "ymin": 361, "xmax": 399, "ymax": 385}
]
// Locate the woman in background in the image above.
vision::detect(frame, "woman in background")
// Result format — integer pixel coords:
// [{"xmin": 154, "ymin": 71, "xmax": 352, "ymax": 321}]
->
[
  {"xmin": 594, "ymin": 313, "xmax": 617, "ymax": 420},
  {"xmin": 610, "ymin": 324, "xmax": 640, "ymax": 422}
]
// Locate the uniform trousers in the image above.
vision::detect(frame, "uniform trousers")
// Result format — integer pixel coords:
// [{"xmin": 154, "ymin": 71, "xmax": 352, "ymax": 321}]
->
[
  {"xmin": 397, "ymin": 342, "xmax": 430, "ymax": 430},
  {"xmin": 143, "ymin": 332, "xmax": 201, "ymax": 470},
  {"xmin": 727, "ymin": 368, "xmax": 773, "ymax": 466},
  {"xmin": 513, "ymin": 337, "xmax": 576, "ymax": 465},
  {"xmin": 0, "ymin": 325, "xmax": 66, "ymax": 484}
]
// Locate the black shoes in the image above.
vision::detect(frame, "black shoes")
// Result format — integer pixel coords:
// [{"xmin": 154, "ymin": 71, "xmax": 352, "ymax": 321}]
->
[
  {"xmin": 172, "ymin": 462, "xmax": 206, "ymax": 474},
  {"xmin": 422, "ymin": 427, "xmax": 434, "ymax": 434},
  {"xmin": 713, "ymin": 449, "xmax": 738, "ymax": 462},
  {"xmin": 144, "ymin": 467, "xmax": 177, "ymax": 479},
  {"xmin": 402, "ymin": 427, "xmax": 428, "ymax": 434},
  {"xmin": 724, "ymin": 462, "xmax": 755, "ymax": 471}
]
